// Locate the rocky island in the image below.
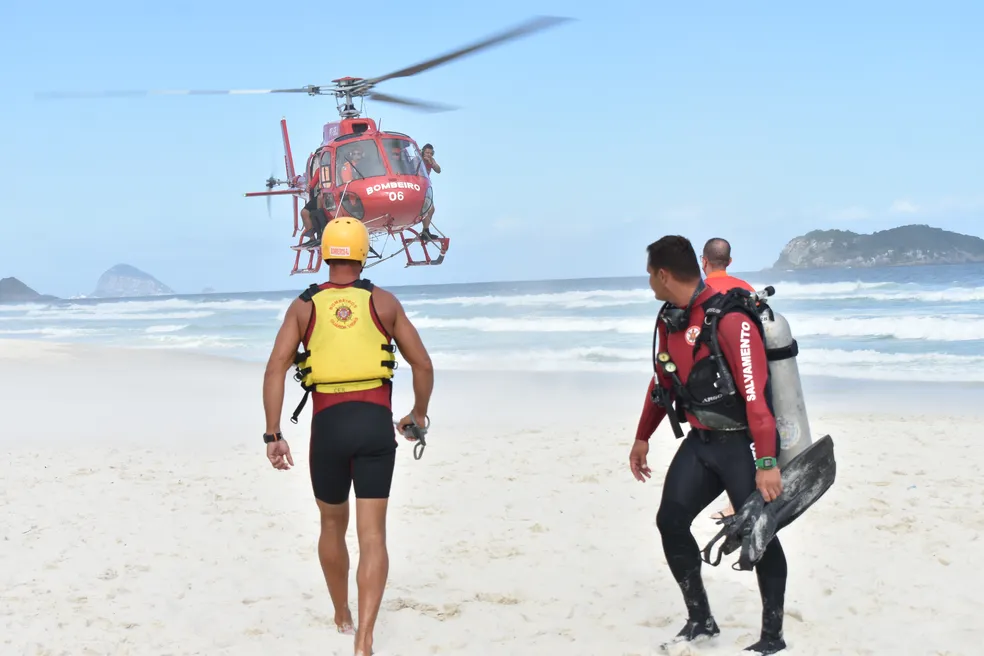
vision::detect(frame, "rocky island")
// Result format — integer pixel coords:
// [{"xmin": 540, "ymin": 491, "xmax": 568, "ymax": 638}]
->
[
  {"xmin": 0, "ymin": 277, "xmax": 59, "ymax": 303},
  {"xmin": 91, "ymin": 264, "xmax": 175, "ymax": 298},
  {"xmin": 773, "ymin": 224, "xmax": 984, "ymax": 270}
]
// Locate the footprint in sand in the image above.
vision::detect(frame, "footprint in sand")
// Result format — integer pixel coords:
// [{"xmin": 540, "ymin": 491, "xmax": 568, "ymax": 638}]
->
[
  {"xmin": 383, "ymin": 597, "xmax": 462, "ymax": 620},
  {"xmin": 472, "ymin": 592, "xmax": 520, "ymax": 605}
]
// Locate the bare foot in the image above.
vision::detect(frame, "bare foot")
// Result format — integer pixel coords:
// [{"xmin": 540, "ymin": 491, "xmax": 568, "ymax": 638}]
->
[{"xmin": 335, "ymin": 609, "xmax": 355, "ymax": 635}]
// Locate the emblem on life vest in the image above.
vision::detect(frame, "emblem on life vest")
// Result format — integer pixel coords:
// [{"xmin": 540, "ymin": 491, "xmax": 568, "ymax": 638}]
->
[
  {"xmin": 685, "ymin": 325, "xmax": 701, "ymax": 346},
  {"xmin": 329, "ymin": 298, "xmax": 359, "ymax": 328}
]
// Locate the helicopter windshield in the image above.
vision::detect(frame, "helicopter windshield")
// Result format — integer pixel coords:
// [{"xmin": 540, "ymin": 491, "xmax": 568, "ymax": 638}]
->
[
  {"xmin": 382, "ymin": 138, "xmax": 427, "ymax": 177},
  {"xmin": 335, "ymin": 139, "xmax": 387, "ymax": 184}
]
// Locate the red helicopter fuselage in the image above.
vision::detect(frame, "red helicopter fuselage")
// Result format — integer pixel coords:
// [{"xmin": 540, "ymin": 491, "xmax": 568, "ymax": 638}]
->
[
  {"xmin": 304, "ymin": 117, "xmax": 433, "ymax": 234},
  {"xmin": 246, "ymin": 115, "xmax": 448, "ymax": 274}
]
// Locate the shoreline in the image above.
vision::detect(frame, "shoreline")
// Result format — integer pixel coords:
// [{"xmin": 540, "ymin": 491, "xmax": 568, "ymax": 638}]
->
[{"xmin": 4, "ymin": 337, "xmax": 983, "ymax": 418}]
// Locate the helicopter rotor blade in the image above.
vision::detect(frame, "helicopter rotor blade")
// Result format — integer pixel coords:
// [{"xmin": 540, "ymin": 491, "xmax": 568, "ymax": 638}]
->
[
  {"xmin": 34, "ymin": 87, "xmax": 320, "ymax": 101},
  {"xmin": 360, "ymin": 15, "xmax": 573, "ymax": 88},
  {"xmin": 367, "ymin": 92, "xmax": 456, "ymax": 113}
]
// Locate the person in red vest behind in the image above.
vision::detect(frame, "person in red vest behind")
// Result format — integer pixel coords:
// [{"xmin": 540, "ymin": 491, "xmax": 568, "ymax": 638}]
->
[
  {"xmin": 701, "ymin": 237, "xmax": 754, "ymax": 293},
  {"xmin": 702, "ymin": 237, "xmax": 754, "ymax": 520}
]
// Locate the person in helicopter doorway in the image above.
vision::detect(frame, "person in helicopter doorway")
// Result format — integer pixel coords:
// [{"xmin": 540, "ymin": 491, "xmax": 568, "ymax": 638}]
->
[
  {"xmin": 629, "ymin": 235, "xmax": 787, "ymax": 655},
  {"xmin": 300, "ymin": 188, "xmax": 329, "ymax": 249},
  {"xmin": 419, "ymin": 143, "xmax": 440, "ymax": 242}
]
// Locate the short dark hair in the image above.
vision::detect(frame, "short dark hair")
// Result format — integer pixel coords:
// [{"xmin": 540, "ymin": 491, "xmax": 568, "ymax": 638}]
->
[
  {"xmin": 422, "ymin": 143, "xmax": 434, "ymax": 151},
  {"xmin": 702, "ymin": 237, "xmax": 732, "ymax": 268},
  {"xmin": 646, "ymin": 235, "xmax": 702, "ymax": 281}
]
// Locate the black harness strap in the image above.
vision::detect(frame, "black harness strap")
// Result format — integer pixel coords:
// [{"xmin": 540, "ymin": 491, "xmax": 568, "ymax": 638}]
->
[{"xmin": 766, "ymin": 341, "xmax": 798, "ymax": 361}]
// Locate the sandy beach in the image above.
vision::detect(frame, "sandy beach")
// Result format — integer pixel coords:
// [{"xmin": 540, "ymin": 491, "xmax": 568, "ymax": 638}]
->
[{"xmin": 2, "ymin": 338, "xmax": 983, "ymax": 655}]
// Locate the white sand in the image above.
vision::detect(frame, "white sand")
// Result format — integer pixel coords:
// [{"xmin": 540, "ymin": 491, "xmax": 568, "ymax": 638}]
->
[{"xmin": 2, "ymin": 338, "xmax": 983, "ymax": 655}]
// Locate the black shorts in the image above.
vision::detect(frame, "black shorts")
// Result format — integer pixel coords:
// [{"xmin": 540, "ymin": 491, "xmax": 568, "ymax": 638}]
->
[{"xmin": 309, "ymin": 401, "xmax": 397, "ymax": 505}]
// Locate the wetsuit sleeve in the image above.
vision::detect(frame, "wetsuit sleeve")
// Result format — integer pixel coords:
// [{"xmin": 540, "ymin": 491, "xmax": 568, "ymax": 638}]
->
[
  {"xmin": 717, "ymin": 313, "xmax": 778, "ymax": 459},
  {"xmin": 634, "ymin": 322, "xmax": 671, "ymax": 442}
]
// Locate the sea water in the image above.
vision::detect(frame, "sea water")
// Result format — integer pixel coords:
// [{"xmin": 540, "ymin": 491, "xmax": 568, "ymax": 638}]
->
[{"xmin": 2, "ymin": 263, "xmax": 983, "ymax": 384}]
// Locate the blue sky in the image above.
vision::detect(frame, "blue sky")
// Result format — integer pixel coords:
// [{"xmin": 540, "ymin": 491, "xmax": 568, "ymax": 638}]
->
[{"xmin": 2, "ymin": 0, "xmax": 982, "ymax": 297}]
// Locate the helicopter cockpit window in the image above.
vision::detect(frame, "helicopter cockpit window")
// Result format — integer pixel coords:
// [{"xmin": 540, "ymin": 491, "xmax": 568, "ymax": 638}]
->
[
  {"xmin": 382, "ymin": 138, "xmax": 426, "ymax": 176},
  {"xmin": 335, "ymin": 140, "xmax": 386, "ymax": 184}
]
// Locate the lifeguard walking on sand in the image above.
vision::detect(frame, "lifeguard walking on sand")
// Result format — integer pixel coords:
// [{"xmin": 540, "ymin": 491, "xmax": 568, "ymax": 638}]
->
[{"xmin": 260, "ymin": 217, "xmax": 435, "ymax": 656}]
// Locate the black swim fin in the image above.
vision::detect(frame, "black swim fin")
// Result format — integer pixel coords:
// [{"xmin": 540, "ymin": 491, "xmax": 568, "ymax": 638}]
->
[{"xmin": 701, "ymin": 434, "xmax": 837, "ymax": 571}]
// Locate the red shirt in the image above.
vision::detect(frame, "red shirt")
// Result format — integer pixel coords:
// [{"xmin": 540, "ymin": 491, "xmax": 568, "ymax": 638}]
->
[
  {"xmin": 634, "ymin": 286, "xmax": 777, "ymax": 459},
  {"xmin": 704, "ymin": 270, "xmax": 754, "ymax": 293}
]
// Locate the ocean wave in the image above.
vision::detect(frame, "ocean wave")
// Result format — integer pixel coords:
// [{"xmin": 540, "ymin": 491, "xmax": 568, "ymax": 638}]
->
[
  {"xmin": 406, "ymin": 312, "xmax": 984, "ymax": 342},
  {"xmin": 403, "ymin": 289, "xmax": 652, "ymax": 309},
  {"xmin": 402, "ymin": 281, "xmax": 984, "ymax": 309},
  {"xmin": 408, "ymin": 315, "xmax": 653, "ymax": 334},
  {"xmin": 0, "ymin": 296, "xmax": 291, "ymax": 320},
  {"xmin": 0, "ymin": 309, "xmax": 216, "ymax": 322},
  {"xmin": 391, "ymin": 346, "xmax": 984, "ymax": 382},
  {"xmin": 140, "ymin": 333, "xmax": 248, "ymax": 350},
  {"xmin": 144, "ymin": 324, "xmax": 189, "ymax": 334},
  {"xmin": 0, "ymin": 327, "xmax": 106, "ymax": 338},
  {"xmin": 755, "ymin": 281, "xmax": 984, "ymax": 303},
  {"xmin": 791, "ymin": 314, "xmax": 984, "ymax": 342}
]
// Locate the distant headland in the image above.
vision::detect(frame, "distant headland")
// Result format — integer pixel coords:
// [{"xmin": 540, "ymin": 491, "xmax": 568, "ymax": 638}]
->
[
  {"xmin": 0, "ymin": 264, "xmax": 174, "ymax": 303},
  {"xmin": 90, "ymin": 264, "xmax": 174, "ymax": 299},
  {"xmin": 0, "ymin": 277, "xmax": 59, "ymax": 303},
  {"xmin": 773, "ymin": 224, "xmax": 984, "ymax": 270}
]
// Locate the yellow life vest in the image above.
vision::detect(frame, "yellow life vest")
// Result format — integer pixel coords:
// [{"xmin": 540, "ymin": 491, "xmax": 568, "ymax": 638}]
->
[{"xmin": 289, "ymin": 279, "xmax": 397, "ymax": 423}]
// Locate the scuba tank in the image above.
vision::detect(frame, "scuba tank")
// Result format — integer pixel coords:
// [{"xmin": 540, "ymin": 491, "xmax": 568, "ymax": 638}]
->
[{"xmin": 749, "ymin": 286, "xmax": 813, "ymax": 468}]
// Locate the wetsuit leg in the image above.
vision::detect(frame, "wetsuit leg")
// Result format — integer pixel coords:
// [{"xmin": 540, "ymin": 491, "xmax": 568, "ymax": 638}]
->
[
  {"xmin": 656, "ymin": 433, "xmax": 728, "ymax": 633},
  {"xmin": 309, "ymin": 404, "xmax": 353, "ymax": 505},
  {"xmin": 704, "ymin": 433, "xmax": 787, "ymax": 652},
  {"xmin": 309, "ymin": 401, "xmax": 396, "ymax": 504},
  {"xmin": 349, "ymin": 403, "xmax": 397, "ymax": 500}
]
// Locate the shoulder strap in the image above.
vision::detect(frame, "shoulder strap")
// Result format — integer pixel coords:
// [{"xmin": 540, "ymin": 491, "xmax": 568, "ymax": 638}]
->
[
  {"xmin": 298, "ymin": 282, "xmax": 322, "ymax": 303},
  {"xmin": 353, "ymin": 278, "xmax": 374, "ymax": 292},
  {"xmin": 694, "ymin": 287, "xmax": 764, "ymax": 356}
]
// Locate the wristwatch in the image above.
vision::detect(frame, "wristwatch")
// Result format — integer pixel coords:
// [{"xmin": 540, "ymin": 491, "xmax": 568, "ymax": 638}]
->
[
  {"xmin": 263, "ymin": 432, "xmax": 283, "ymax": 444},
  {"xmin": 755, "ymin": 456, "xmax": 778, "ymax": 470}
]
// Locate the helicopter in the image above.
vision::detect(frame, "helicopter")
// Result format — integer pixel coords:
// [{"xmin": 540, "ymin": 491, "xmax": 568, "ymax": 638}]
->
[{"xmin": 36, "ymin": 15, "xmax": 573, "ymax": 276}]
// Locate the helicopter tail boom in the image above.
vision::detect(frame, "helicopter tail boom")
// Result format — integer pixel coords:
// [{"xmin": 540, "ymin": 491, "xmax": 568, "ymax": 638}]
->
[{"xmin": 280, "ymin": 118, "xmax": 297, "ymax": 183}]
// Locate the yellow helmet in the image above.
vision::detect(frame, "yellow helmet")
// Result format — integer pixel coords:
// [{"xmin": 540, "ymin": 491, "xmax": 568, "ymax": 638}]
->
[{"xmin": 321, "ymin": 217, "xmax": 370, "ymax": 266}]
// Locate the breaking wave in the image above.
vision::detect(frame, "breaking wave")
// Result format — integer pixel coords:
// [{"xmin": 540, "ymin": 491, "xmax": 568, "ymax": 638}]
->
[
  {"xmin": 392, "ymin": 347, "xmax": 984, "ymax": 382},
  {"xmin": 406, "ymin": 313, "xmax": 984, "ymax": 342}
]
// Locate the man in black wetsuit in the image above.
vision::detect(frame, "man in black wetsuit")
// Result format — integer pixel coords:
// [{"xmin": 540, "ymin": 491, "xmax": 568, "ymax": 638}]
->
[{"xmin": 629, "ymin": 235, "xmax": 787, "ymax": 655}]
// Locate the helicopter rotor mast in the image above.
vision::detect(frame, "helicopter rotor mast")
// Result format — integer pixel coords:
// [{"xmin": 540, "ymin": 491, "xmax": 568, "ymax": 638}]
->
[{"xmin": 34, "ymin": 15, "xmax": 573, "ymax": 120}]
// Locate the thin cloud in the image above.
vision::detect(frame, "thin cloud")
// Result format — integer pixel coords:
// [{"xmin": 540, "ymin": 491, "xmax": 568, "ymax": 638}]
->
[
  {"xmin": 889, "ymin": 199, "xmax": 920, "ymax": 214},
  {"xmin": 830, "ymin": 206, "xmax": 870, "ymax": 221}
]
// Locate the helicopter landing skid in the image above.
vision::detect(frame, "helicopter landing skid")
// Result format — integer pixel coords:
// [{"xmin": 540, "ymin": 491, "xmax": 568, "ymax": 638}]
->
[
  {"xmin": 286, "ymin": 225, "xmax": 449, "ymax": 274},
  {"xmin": 397, "ymin": 227, "xmax": 449, "ymax": 267},
  {"xmin": 289, "ymin": 235, "xmax": 323, "ymax": 275}
]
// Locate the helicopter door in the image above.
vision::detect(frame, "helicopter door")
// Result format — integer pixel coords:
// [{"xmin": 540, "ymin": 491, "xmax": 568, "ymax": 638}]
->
[{"xmin": 318, "ymin": 149, "xmax": 332, "ymax": 188}]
